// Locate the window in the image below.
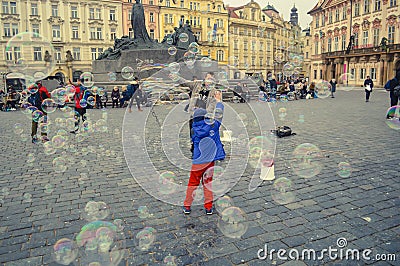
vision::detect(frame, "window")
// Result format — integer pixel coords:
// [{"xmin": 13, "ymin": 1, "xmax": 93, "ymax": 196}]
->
[
  {"xmin": 207, "ymin": 18, "xmax": 211, "ymax": 27},
  {"xmin": 31, "ymin": 3, "xmax": 38, "ymax": 15},
  {"xmin": 52, "ymin": 25, "xmax": 60, "ymax": 39},
  {"xmin": 373, "ymin": 28, "xmax": 379, "ymax": 46},
  {"xmin": 259, "ymin": 42, "xmax": 263, "ymax": 51},
  {"xmin": 364, "ymin": 0, "xmax": 370, "ymax": 13},
  {"xmin": 4, "ymin": 23, "xmax": 11, "ymax": 37},
  {"xmin": 354, "ymin": 32, "xmax": 359, "ymax": 47},
  {"xmin": 166, "ymin": 0, "xmax": 170, "ymax": 7},
  {"xmin": 150, "ymin": 29, "xmax": 154, "ymax": 39},
  {"xmin": 10, "ymin": 1, "xmax": 16, "ymax": 14},
  {"xmin": 149, "ymin": 12, "xmax": 154, "ymax": 22},
  {"xmin": 55, "ymin": 47, "xmax": 62, "ymax": 61},
  {"xmin": 315, "ymin": 15, "xmax": 319, "ymax": 28},
  {"xmin": 374, "ymin": 0, "xmax": 381, "ymax": 11},
  {"xmin": 180, "ymin": 0, "xmax": 184, "ymax": 8},
  {"xmin": 128, "ymin": 28, "xmax": 133, "ymax": 38},
  {"xmin": 32, "ymin": 24, "xmax": 39, "ymax": 37},
  {"xmin": 267, "ymin": 42, "xmax": 271, "ymax": 51},
  {"xmin": 71, "ymin": 6, "xmax": 78, "ymax": 18},
  {"xmin": 52, "ymin": 4, "xmax": 58, "ymax": 17},
  {"xmin": 91, "ymin": 48, "xmax": 97, "ymax": 60},
  {"xmin": 90, "ymin": 27, "xmax": 96, "ymax": 39},
  {"xmin": 34, "ymin": 47, "xmax": 42, "ymax": 61},
  {"xmin": 342, "ymin": 6, "xmax": 347, "ymax": 20},
  {"xmin": 388, "ymin": 26, "xmax": 395, "ymax": 44},
  {"xmin": 314, "ymin": 70, "xmax": 317, "ymax": 79},
  {"xmin": 128, "ymin": 11, "xmax": 132, "ymax": 21},
  {"xmin": 164, "ymin": 14, "xmax": 168, "ymax": 24},
  {"xmin": 328, "ymin": 11, "xmax": 332, "ymax": 24},
  {"xmin": 342, "ymin": 34, "xmax": 347, "ymax": 50},
  {"xmin": 315, "ymin": 41, "xmax": 319, "ymax": 54},
  {"xmin": 5, "ymin": 46, "xmax": 20, "ymax": 61},
  {"xmin": 2, "ymin": 1, "xmax": 8, "ymax": 14},
  {"xmin": 180, "ymin": 15, "xmax": 184, "ymax": 25},
  {"xmin": 251, "ymin": 57, "xmax": 255, "ymax": 66},
  {"xmin": 96, "ymin": 27, "xmax": 102, "ymax": 39},
  {"xmin": 335, "ymin": 9, "xmax": 340, "ymax": 22},
  {"xmin": 149, "ymin": 0, "xmax": 154, "ymax": 4},
  {"xmin": 97, "ymin": 48, "xmax": 103, "ymax": 58},
  {"xmin": 72, "ymin": 26, "xmax": 79, "ymax": 39},
  {"xmin": 110, "ymin": 28, "xmax": 116, "ymax": 40},
  {"xmin": 306, "ymin": 52, "xmax": 309, "ymax": 58},
  {"xmin": 389, "ymin": 0, "xmax": 397, "ymax": 7},
  {"xmin": 5, "ymin": 48, "xmax": 12, "ymax": 60},
  {"xmin": 321, "ymin": 13, "xmax": 325, "ymax": 26},
  {"xmin": 320, "ymin": 69, "xmax": 323, "ymax": 79},
  {"xmin": 11, "ymin": 23, "xmax": 17, "ymax": 36},
  {"xmin": 109, "ymin": 10, "xmax": 115, "ymax": 21},
  {"xmin": 96, "ymin": 8, "xmax": 101, "ymax": 19},
  {"xmin": 234, "ymin": 40, "xmax": 238, "ymax": 50},
  {"xmin": 251, "ymin": 40, "xmax": 255, "ymax": 51},
  {"xmin": 334, "ymin": 36, "xmax": 339, "ymax": 51},
  {"xmin": 328, "ymin": 38, "xmax": 332, "ymax": 52},
  {"xmin": 360, "ymin": 68, "xmax": 366, "ymax": 79},
  {"xmin": 370, "ymin": 68, "xmax": 376, "ymax": 79},
  {"xmin": 244, "ymin": 41, "xmax": 248, "ymax": 51},
  {"xmin": 168, "ymin": 14, "xmax": 173, "ymax": 24},
  {"xmin": 73, "ymin": 47, "xmax": 80, "ymax": 60},
  {"xmin": 354, "ymin": 2, "xmax": 360, "ymax": 16},
  {"xmin": 362, "ymin": 30, "xmax": 368, "ymax": 46},
  {"xmin": 89, "ymin": 8, "xmax": 95, "ymax": 19},
  {"xmin": 350, "ymin": 68, "xmax": 355, "ymax": 79}
]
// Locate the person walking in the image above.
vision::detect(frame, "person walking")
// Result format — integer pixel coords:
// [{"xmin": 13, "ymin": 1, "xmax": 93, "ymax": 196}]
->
[
  {"xmin": 384, "ymin": 70, "xmax": 400, "ymax": 112},
  {"xmin": 111, "ymin": 86, "xmax": 120, "ymax": 108},
  {"xmin": 71, "ymin": 79, "xmax": 88, "ymax": 133},
  {"xmin": 182, "ymin": 93, "xmax": 225, "ymax": 215},
  {"xmin": 329, "ymin": 78, "xmax": 337, "ymax": 98},
  {"xmin": 28, "ymin": 81, "xmax": 51, "ymax": 143},
  {"xmin": 364, "ymin": 76, "xmax": 374, "ymax": 102},
  {"xmin": 128, "ymin": 85, "xmax": 144, "ymax": 112}
]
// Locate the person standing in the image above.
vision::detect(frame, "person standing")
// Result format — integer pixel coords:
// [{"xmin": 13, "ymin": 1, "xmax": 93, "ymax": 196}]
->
[
  {"xmin": 384, "ymin": 70, "xmax": 400, "ymax": 112},
  {"xmin": 111, "ymin": 86, "xmax": 120, "ymax": 108},
  {"xmin": 71, "ymin": 79, "xmax": 88, "ymax": 133},
  {"xmin": 128, "ymin": 84, "xmax": 144, "ymax": 112},
  {"xmin": 364, "ymin": 76, "xmax": 374, "ymax": 102},
  {"xmin": 329, "ymin": 78, "xmax": 337, "ymax": 98},
  {"xmin": 182, "ymin": 92, "xmax": 225, "ymax": 215},
  {"xmin": 28, "ymin": 81, "xmax": 50, "ymax": 143}
]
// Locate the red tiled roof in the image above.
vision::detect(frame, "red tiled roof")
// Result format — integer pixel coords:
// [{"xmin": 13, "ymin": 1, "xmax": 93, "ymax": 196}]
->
[
  {"xmin": 227, "ymin": 6, "xmax": 244, "ymax": 18},
  {"xmin": 308, "ymin": 2, "xmax": 322, "ymax": 14}
]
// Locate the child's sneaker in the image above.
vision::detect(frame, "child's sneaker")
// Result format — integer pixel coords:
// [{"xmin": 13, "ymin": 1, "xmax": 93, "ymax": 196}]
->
[
  {"xmin": 41, "ymin": 136, "xmax": 50, "ymax": 143},
  {"xmin": 182, "ymin": 206, "xmax": 191, "ymax": 214},
  {"xmin": 205, "ymin": 207, "xmax": 213, "ymax": 215},
  {"xmin": 32, "ymin": 136, "xmax": 38, "ymax": 144}
]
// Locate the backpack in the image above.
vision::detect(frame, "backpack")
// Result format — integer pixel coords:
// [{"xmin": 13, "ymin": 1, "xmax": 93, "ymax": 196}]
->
[
  {"xmin": 272, "ymin": 126, "xmax": 296, "ymax": 138},
  {"xmin": 28, "ymin": 92, "xmax": 42, "ymax": 108}
]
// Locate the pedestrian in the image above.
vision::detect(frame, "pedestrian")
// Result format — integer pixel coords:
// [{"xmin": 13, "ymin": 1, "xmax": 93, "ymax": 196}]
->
[
  {"xmin": 28, "ymin": 81, "xmax": 50, "ymax": 143},
  {"xmin": 100, "ymin": 90, "xmax": 108, "ymax": 109},
  {"xmin": 70, "ymin": 78, "xmax": 88, "ymax": 134},
  {"xmin": 111, "ymin": 86, "xmax": 120, "ymax": 108},
  {"xmin": 182, "ymin": 93, "xmax": 225, "ymax": 215},
  {"xmin": 0, "ymin": 89, "xmax": 5, "ymax": 111},
  {"xmin": 384, "ymin": 70, "xmax": 400, "ymax": 114},
  {"xmin": 364, "ymin": 75, "xmax": 373, "ymax": 102},
  {"xmin": 330, "ymin": 78, "xmax": 337, "ymax": 98},
  {"xmin": 120, "ymin": 86, "xmax": 129, "ymax": 108},
  {"xmin": 128, "ymin": 84, "xmax": 144, "ymax": 112}
]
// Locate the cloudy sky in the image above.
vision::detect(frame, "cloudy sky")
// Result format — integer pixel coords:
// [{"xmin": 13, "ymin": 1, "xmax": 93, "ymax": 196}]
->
[{"xmin": 223, "ymin": 0, "xmax": 316, "ymax": 29}]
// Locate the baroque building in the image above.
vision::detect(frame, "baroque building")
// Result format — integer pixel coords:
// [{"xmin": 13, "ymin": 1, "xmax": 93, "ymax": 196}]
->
[
  {"xmin": 308, "ymin": 0, "xmax": 400, "ymax": 86},
  {"xmin": 0, "ymin": 0, "xmax": 123, "ymax": 83},
  {"xmin": 227, "ymin": 0, "xmax": 275, "ymax": 79}
]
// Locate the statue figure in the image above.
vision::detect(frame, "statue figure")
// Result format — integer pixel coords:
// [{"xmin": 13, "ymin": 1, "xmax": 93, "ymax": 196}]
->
[
  {"xmin": 131, "ymin": 0, "xmax": 153, "ymax": 44},
  {"xmin": 44, "ymin": 51, "xmax": 52, "ymax": 62},
  {"xmin": 66, "ymin": 50, "xmax": 74, "ymax": 62}
]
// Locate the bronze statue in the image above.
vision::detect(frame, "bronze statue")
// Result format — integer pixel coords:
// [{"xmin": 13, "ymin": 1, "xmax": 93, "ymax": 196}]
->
[
  {"xmin": 66, "ymin": 50, "xmax": 74, "ymax": 62},
  {"xmin": 131, "ymin": 0, "xmax": 153, "ymax": 44}
]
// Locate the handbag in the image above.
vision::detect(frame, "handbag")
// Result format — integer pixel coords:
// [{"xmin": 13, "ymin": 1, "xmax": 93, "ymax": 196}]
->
[{"xmin": 365, "ymin": 84, "xmax": 371, "ymax": 91}]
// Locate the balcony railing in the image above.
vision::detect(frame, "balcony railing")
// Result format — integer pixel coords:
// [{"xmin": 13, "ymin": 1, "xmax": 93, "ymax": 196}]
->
[{"xmin": 321, "ymin": 44, "xmax": 400, "ymax": 58}]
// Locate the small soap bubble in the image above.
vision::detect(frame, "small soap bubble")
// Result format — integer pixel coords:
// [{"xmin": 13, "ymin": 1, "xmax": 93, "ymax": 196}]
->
[{"xmin": 217, "ymin": 207, "xmax": 248, "ymax": 239}]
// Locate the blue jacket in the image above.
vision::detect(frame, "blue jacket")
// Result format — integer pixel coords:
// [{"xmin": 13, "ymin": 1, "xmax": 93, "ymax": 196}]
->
[{"xmin": 192, "ymin": 108, "xmax": 225, "ymax": 164}]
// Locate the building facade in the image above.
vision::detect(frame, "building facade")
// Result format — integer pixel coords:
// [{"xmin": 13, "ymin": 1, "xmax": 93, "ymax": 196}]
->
[
  {"xmin": 227, "ymin": 1, "xmax": 275, "ymax": 79},
  {"xmin": 0, "ymin": 0, "xmax": 123, "ymax": 84},
  {"xmin": 308, "ymin": 0, "xmax": 400, "ymax": 86},
  {"xmin": 301, "ymin": 28, "xmax": 313, "ymax": 80},
  {"xmin": 263, "ymin": 3, "xmax": 303, "ymax": 81},
  {"xmin": 157, "ymin": 0, "xmax": 229, "ymax": 65}
]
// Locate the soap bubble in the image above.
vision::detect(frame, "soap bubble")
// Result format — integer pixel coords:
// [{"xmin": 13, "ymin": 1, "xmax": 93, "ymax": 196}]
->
[
  {"xmin": 339, "ymin": 73, "xmax": 355, "ymax": 91},
  {"xmin": 80, "ymin": 72, "xmax": 95, "ymax": 87},
  {"xmin": 79, "ymin": 98, "xmax": 88, "ymax": 108},
  {"xmin": 179, "ymin": 33, "xmax": 189, "ymax": 43},
  {"xmin": 14, "ymin": 123, "xmax": 24, "ymax": 134},
  {"xmin": 121, "ymin": 66, "xmax": 134, "ymax": 80},
  {"xmin": 385, "ymin": 106, "xmax": 400, "ymax": 130},
  {"xmin": 168, "ymin": 46, "xmax": 177, "ymax": 56},
  {"xmin": 282, "ymin": 63, "xmax": 295, "ymax": 76},
  {"xmin": 166, "ymin": 37, "xmax": 173, "ymax": 45},
  {"xmin": 215, "ymin": 196, "xmax": 234, "ymax": 213},
  {"xmin": 135, "ymin": 227, "xmax": 156, "ymax": 251},
  {"xmin": 203, "ymin": 166, "xmax": 229, "ymax": 195},
  {"xmin": 315, "ymin": 81, "xmax": 331, "ymax": 99},
  {"xmin": 188, "ymin": 42, "xmax": 199, "ymax": 54},
  {"xmin": 159, "ymin": 171, "xmax": 178, "ymax": 195},
  {"xmin": 23, "ymin": 193, "xmax": 32, "ymax": 203},
  {"xmin": 337, "ymin": 162, "xmax": 352, "ymax": 178},
  {"xmin": 138, "ymin": 206, "xmax": 151, "ymax": 218},
  {"xmin": 41, "ymin": 98, "xmax": 57, "ymax": 113},
  {"xmin": 52, "ymin": 135, "xmax": 66, "ymax": 149},
  {"xmin": 168, "ymin": 62, "xmax": 180, "ymax": 74},
  {"xmin": 32, "ymin": 110, "xmax": 44, "ymax": 122},
  {"xmin": 200, "ymin": 57, "xmax": 213, "ymax": 67},
  {"xmin": 87, "ymin": 96, "xmax": 95, "ymax": 106},
  {"xmin": 163, "ymin": 255, "xmax": 177, "ymax": 266},
  {"xmin": 275, "ymin": 52, "xmax": 284, "ymax": 63},
  {"xmin": 291, "ymin": 143, "xmax": 323, "ymax": 178},
  {"xmin": 53, "ymin": 157, "xmax": 67, "ymax": 173},
  {"xmin": 27, "ymin": 153, "xmax": 35, "ymax": 163},
  {"xmin": 43, "ymin": 141, "xmax": 56, "ymax": 155},
  {"xmin": 44, "ymin": 184, "xmax": 54, "ymax": 193},
  {"xmin": 271, "ymin": 177, "xmax": 295, "ymax": 205},
  {"xmin": 218, "ymin": 207, "xmax": 248, "ymax": 239},
  {"xmin": 84, "ymin": 201, "xmax": 110, "ymax": 221},
  {"xmin": 53, "ymin": 238, "xmax": 78, "ymax": 265},
  {"xmin": 108, "ymin": 72, "xmax": 117, "ymax": 82}
]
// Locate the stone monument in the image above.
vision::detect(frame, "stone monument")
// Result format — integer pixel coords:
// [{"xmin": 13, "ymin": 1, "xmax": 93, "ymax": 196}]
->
[{"xmin": 91, "ymin": 0, "xmax": 215, "ymax": 86}]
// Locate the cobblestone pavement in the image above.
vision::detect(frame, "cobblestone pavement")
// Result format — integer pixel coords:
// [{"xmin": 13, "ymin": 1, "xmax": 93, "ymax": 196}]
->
[{"xmin": 0, "ymin": 89, "xmax": 399, "ymax": 266}]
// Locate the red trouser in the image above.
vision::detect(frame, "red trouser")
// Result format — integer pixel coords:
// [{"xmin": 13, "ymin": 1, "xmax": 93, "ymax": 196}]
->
[{"xmin": 184, "ymin": 162, "xmax": 214, "ymax": 209}]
